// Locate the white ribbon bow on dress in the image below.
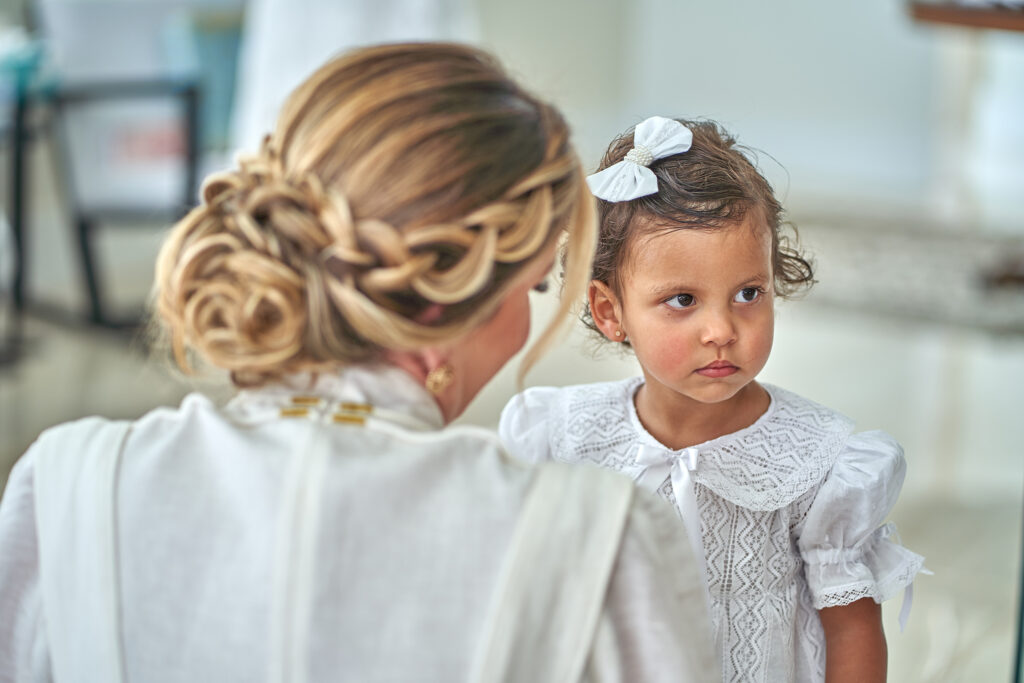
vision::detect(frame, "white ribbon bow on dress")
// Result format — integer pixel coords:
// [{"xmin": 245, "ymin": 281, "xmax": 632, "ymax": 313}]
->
[
  {"xmin": 634, "ymin": 444, "xmax": 709, "ymax": 591},
  {"xmin": 586, "ymin": 116, "xmax": 693, "ymax": 202}
]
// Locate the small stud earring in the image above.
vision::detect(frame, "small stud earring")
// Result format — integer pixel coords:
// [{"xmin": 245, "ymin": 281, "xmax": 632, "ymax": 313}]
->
[
  {"xmin": 425, "ymin": 364, "xmax": 455, "ymax": 395},
  {"xmin": 614, "ymin": 330, "xmax": 622, "ymax": 338}
]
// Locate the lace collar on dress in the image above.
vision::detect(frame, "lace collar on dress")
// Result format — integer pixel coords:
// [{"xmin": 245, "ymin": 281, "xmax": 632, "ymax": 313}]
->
[{"xmin": 555, "ymin": 378, "xmax": 855, "ymax": 511}]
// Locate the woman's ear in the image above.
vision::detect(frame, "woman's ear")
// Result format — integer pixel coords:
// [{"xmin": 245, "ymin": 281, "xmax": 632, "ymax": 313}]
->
[{"xmin": 588, "ymin": 280, "xmax": 626, "ymax": 342}]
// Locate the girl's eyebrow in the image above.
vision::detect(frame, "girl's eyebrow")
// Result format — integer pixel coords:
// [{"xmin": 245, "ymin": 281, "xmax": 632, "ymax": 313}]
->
[
  {"xmin": 647, "ymin": 273, "xmax": 771, "ymax": 299},
  {"xmin": 736, "ymin": 272, "xmax": 772, "ymax": 288},
  {"xmin": 734, "ymin": 273, "xmax": 771, "ymax": 288},
  {"xmin": 648, "ymin": 282, "xmax": 697, "ymax": 298}
]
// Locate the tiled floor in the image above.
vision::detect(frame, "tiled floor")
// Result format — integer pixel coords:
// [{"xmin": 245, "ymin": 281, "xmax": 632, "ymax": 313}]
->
[{"xmin": 2, "ymin": 224, "xmax": 1023, "ymax": 681}]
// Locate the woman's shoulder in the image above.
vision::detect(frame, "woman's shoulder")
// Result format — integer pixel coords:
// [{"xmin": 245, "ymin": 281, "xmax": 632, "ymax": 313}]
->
[
  {"xmin": 5, "ymin": 394, "xmax": 213, "ymax": 512},
  {"xmin": 24, "ymin": 413, "xmax": 139, "ymax": 467}
]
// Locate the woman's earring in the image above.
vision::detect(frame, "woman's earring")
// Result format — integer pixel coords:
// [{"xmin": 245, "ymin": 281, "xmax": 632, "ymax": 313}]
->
[
  {"xmin": 614, "ymin": 330, "xmax": 623, "ymax": 338},
  {"xmin": 425, "ymin": 364, "xmax": 455, "ymax": 395}
]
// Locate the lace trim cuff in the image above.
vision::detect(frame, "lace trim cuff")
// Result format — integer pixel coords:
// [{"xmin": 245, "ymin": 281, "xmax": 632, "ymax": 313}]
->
[{"xmin": 803, "ymin": 523, "xmax": 927, "ymax": 610}]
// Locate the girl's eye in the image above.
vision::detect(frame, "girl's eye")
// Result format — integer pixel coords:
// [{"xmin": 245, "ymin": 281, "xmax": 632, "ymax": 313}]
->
[
  {"xmin": 532, "ymin": 279, "xmax": 550, "ymax": 294},
  {"xmin": 664, "ymin": 293, "xmax": 695, "ymax": 309},
  {"xmin": 734, "ymin": 287, "xmax": 762, "ymax": 304}
]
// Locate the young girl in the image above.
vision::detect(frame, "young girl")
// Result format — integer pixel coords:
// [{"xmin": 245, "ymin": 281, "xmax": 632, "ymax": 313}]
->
[{"xmin": 500, "ymin": 116, "xmax": 926, "ymax": 682}]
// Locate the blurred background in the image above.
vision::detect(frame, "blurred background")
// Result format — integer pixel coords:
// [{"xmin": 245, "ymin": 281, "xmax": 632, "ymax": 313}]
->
[{"xmin": 1, "ymin": 0, "xmax": 1022, "ymax": 680}]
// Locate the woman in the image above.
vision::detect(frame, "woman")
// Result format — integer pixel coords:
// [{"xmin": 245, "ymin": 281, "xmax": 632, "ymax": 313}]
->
[{"xmin": 0, "ymin": 43, "xmax": 717, "ymax": 682}]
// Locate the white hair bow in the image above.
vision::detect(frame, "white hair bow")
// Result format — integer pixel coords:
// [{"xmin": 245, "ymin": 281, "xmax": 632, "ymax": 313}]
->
[{"xmin": 586, "ymin": 116, "xmax": 693, "ymax": 202}]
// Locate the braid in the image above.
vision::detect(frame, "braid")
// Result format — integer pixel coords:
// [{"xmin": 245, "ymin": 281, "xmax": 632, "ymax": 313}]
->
[{"xmin": 154, "ymin": 43, "xmax": 594, "ymax": 387}]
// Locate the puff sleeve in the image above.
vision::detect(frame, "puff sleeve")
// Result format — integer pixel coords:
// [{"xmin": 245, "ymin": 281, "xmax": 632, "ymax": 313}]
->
[
  {"xmin": 797, "ymin": 431, "xmax": 926, "ymax": 611},
  {"xmin": 498, "ymin": 387, "xmax": 560, "ymax": 465}
]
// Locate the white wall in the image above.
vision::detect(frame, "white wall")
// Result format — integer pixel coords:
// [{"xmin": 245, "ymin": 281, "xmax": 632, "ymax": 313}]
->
[
  {"xmin": 478, "ymin": 0, "xmax": 948, "ymax": 210},
  {"xmin": 968, "ymin": 32, "xmax": 1024, "ymax": 229},
  {"xmin": 475, "ymin": 0, "xmax": 632, "ymax": 167},
  {"xmin": 628, "ymin": 0, "xmax": 944, "ymax": 210}
]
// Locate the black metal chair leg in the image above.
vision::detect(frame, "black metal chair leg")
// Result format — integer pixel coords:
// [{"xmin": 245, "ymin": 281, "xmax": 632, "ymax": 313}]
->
[
  {"xmin": 75, "ymin": 214, "xmax": 104, "ymax": 325},
  {"xmin": 182, "ymin": 83, "xmax": 200, "ymax": 212},
  {"xmin": 1, "ymin": 62, "xmax": 30, "ymax": 366},
  {"xmin": 10, "ymin": 79, "xmax": 27, "ymax": 312}
]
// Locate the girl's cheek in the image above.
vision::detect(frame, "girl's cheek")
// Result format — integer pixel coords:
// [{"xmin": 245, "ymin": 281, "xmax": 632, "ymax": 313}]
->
[
  {"xmin": 647, "ymin": 331, "xmax": 695, "ymax": 369},
  {"xmin": 748, "ymin": 317, "xmax": 775, "ymax": 364}
]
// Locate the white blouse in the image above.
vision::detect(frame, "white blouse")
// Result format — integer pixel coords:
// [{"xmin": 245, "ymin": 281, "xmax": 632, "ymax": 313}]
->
[
  {"xmin": 500, "ymin": 378, "xmax": 927, "ymax": 683},
  {"xmin": 0, "ymin": 366, "xmax": 719, "ymax": 683}
]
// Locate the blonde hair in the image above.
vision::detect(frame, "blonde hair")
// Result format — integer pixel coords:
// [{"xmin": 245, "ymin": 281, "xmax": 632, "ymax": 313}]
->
[{"xmin": 155, "ymin": 43, "xmax": 595, "ymax": 386}]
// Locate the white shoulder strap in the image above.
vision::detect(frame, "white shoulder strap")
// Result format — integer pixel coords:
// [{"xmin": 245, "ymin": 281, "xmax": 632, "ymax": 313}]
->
[
  {"xmin": 34, "ymin": 418, "xmax": 132, "ymax": 683},
  {"xmin": 267, "ymin": 421, "xmax": 330, "ymax": 683},
  {"xmin": 470, "ymin": 463, "xmax": 635, "ymax": 683}
]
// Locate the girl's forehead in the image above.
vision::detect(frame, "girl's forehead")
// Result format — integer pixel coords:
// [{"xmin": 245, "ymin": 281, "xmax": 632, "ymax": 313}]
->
[
  {"xmin": 625, "ymin": 216, "xmax": 772, "ymax": 268},
  {"xmin": 609, "ymin": 217, "xmax": 772, "ymax": 298}
]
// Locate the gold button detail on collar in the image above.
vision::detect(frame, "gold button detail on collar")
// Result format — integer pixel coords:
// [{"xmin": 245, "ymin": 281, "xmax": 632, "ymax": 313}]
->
[
  {"xmin": 332, "ymin": 413, "xmax": 366, "ymax": 425},
  {"xmin": 338, "ymin": 402, "xmax": 372, "ymax": 414}
]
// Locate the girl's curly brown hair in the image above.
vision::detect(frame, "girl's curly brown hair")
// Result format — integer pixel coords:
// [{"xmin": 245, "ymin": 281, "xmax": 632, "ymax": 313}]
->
[{"xmin": 581, "ymin": 118, "xmax": 814, "ymax": 341}]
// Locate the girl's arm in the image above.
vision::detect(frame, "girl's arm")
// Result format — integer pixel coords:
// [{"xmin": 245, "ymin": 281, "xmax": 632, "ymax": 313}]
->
[{"xmin": 818, "ymin": 597, "xmax": 886, "ymax": 682}]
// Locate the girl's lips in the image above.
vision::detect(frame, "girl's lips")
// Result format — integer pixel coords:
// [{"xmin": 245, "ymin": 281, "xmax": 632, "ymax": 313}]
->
[{"xmin": 696, "ymin": 361, "xmax": 738, "ymax": 377}]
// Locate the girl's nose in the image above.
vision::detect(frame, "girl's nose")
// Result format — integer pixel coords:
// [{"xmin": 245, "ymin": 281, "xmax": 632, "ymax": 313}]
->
[{"xmin": 700, "ymin": 308, "xmax": 737, "ymax": 347}]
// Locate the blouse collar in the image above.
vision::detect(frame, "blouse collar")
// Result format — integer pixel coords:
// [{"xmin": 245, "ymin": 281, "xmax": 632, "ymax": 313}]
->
[
  {"xmin": 616, "ymin": 379, "xmax": 855, "ymax": 510},
  {"xmin": 228, "ymin": 364, "xmax": 445, "ymax": 431},
  {"xmin": 624, "ymin": 377, "xmax": 780, "ymax": 454}
]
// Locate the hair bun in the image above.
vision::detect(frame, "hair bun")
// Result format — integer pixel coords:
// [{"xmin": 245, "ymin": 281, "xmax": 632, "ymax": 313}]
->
[{"xmin": 154, "ymin": 43, "xmax": 595, "ymax": 387}]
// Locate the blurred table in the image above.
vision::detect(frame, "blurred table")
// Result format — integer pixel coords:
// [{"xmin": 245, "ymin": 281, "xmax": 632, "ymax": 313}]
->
[
  {"xmin": 910, "ymin": 2, "xmax": 1024, "ymax": 32},
  {"xmin": 801, "ymin": 219, "xmax": 1024, "ymax": 335}
]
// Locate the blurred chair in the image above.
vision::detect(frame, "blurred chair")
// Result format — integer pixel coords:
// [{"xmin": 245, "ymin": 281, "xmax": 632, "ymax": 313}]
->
[
  {"xmin": 0, "ymin": 30, "xmax": 43, "ymax": 364},
  {"xmin": 31, "ymin": 0, "xmax": 202, "ymax": 327}
]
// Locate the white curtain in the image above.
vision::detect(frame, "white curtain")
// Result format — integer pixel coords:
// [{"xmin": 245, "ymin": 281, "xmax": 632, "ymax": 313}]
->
[{"xmin": 230, "ymin": 0, "xmax": 479, "ymax": 156}]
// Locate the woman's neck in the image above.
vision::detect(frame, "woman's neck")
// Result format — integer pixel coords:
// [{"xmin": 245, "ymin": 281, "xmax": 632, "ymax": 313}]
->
[{"xmin": 633, "ymin": 380, "xmax": 770, "ymax": 451}]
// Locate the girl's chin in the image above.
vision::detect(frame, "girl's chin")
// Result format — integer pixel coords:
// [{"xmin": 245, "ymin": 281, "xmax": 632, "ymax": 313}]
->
[{"xmin": 683, "ymin": 377, "xmax": 760, "ymax": 403}]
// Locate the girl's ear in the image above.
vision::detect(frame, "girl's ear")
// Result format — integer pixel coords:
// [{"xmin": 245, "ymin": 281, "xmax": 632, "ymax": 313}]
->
[{"xmin": 588, "ymin": 280, "xmax": 626, "ymax": 342}]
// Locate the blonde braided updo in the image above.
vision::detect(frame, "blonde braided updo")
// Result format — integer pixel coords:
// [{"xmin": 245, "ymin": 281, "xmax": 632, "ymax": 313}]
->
[{"xmin": 154, "ymin": 43, "xmax": 595, "ymax": 386}]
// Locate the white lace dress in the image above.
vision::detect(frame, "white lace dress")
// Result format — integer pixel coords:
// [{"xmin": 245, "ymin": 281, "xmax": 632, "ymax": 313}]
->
[{"xmin": 499, "ymin": 378, "xmax": 926, "ymax": 683}]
